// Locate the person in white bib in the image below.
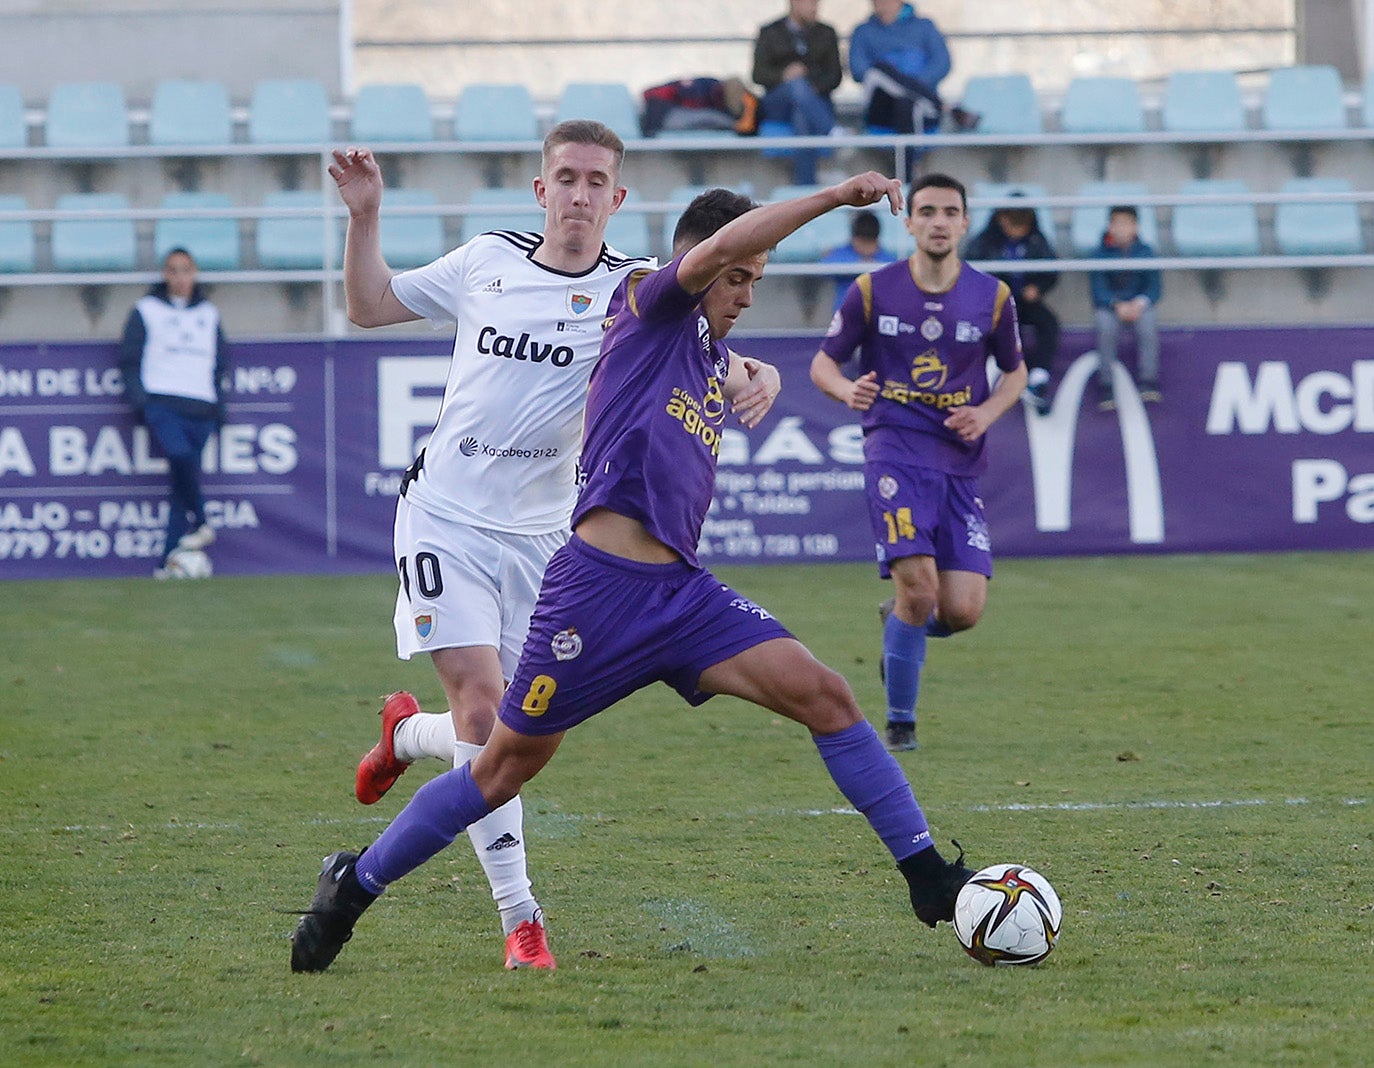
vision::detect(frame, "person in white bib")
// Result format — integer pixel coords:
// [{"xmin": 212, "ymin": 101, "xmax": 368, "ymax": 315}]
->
[{"xmin": 117, "ymin": 247, "xmax": 227, "ymax": 576}]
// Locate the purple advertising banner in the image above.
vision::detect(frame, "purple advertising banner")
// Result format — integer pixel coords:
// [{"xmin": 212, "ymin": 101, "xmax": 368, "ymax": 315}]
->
[{"xmin": 1, "ymin": 327, "xmax": 1369, "ymax": 580}]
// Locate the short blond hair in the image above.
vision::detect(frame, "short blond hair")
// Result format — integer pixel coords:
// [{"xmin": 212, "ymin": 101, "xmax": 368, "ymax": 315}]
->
[{"xmin": 541, "ymin": 120, "xmax": 625, "ymax": 177}]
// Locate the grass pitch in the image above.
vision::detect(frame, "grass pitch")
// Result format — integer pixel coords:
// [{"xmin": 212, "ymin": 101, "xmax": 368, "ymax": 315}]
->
[{"xmin": 1, "ymin": 552, "xmax": 1370, "ymax": 1066}]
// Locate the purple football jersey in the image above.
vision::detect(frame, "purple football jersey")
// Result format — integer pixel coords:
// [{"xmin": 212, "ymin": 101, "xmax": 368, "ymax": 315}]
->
[
  {"xmin": 820, "ymin": 260, "xmax": 1023, "ymax": 476},
  {"xmin": 572, "ymin": 254, "xmax": 731, "ymax": 564}
]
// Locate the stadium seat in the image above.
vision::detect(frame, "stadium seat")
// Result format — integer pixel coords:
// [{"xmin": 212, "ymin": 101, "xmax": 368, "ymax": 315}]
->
[
  {"xmin": 1059, "ymin": 77, "xmax": 1145, "ymax": 133},
  {"xmin": 257, "ymin": 191, "xmax": 338, "ymax": 269},
  {"xmin": 459, "ymin": 187, "xmax": 542, "ymax": 245},
  {"xmin": 1363, "ymin": 70, "xmax": 1374, "ymax": 127},
  {"xmin": 379, "ymin": 188, "xmax": 445, "ymax": 267},
  {"xmin": 877, "ymin": 208, "xmax": 912, "ymax": 257},
  {"xmin": 1274, "ymin": 177, "xmax": 1363, "ymax": 255},
  {"xmin": 766, "ymin": 185, "xmax": 848, "ymax": 263},
  {"xmin": 154, "ymin": 192, "xmax": 241, "ymax": 271},
  {"xmin": 51, "ymin": 193, "xmax": 137, "ymax": 271},
  {"xmin": 1162, "ymin": 70, "xmax": 1246, "ymax": 133},
  {"xmin": 248, "ymin": 79, "xmax": 331, "ymax": 143},
  {"xmin": 0, "ymin": 85, "xmax": 26, "ymax": 149},
  {"xmin": 1171, "ymin": 179, "xmax": 1261, "ymax": 256},
  {"xmin": 45, "ymin": 82, "xmax": 129, "ymax": 148},
  {"xmin": 352, "ymin": 83, "xmax": 434, "ymax": 143},
  {"xmin": 1262, "ymin": 65, "xmax": 1346, "ymax": 130},
  {"xmin": 149, "ymin": 80, "xmax": 233, "ymax": 146},
  {"xmin": 0, "ymin": 196, "xmax": 36, "ymax": 273},
  {"xmin": 554, "ymin": 82, "xmax": 640, "ymax": 142},
  {"xmin": 1069, "ymin": 181, "xmax": 1159, "ymax": 256},
  {"xmin": 454, "ymin": 83, "xmax": 539, "ymax": 142},
  {"xmin": 958, "ymin": 74, "xmax": 1043, "ymax": 135},
  {"xmin": 604, "ymin": 193, "xmax": 652, "ymax": 258},
  {"xmin": 968, "ymin": 183, "xmax": 1054, "ymax": 244}
]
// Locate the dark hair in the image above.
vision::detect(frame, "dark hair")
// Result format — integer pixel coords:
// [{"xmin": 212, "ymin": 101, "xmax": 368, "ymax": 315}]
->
[
  {"xmin": 672, "ymin": 188, "xmax": 759, "ymax": 253},
  {"xmin": 1108, "ymin": 205, "xmax": 1139, "ymax": 221},
  {"xmin": 907, "ymin": 172, "xmax": 967, "ymax": 214},
  {"xmin": 542, "ymin": 119, "xmax": 625, "ymax": 175},
  {"xmin": 851, "ymin": 209, "xmax": 881, "ymax": 241},
  {"xmin": 163, "ymin": 247, "xmax": 195, "ymax": 266}
]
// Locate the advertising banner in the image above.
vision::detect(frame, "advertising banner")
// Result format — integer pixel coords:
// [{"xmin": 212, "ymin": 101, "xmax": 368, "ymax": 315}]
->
[{"xmin": 1, "ymin": 327, "xmax": 1369, "ymax": 580}]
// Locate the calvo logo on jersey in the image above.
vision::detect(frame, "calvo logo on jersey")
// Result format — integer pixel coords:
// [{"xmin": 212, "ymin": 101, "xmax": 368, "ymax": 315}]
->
[
  {"xmin": 477, "ymin": 326, "xmax": 575, "ymax": 367},
  {"xmin": 566, "ymin": 288, "xmax": 596, "ymax": 317}
]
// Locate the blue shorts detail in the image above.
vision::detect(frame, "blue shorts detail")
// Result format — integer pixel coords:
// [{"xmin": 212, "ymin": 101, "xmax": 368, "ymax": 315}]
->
[
  {"xmin": 498, "ymin": 535, "xmax": 793, "ymax": 735},
  {"xmin": 864, "ymin": 460, "xmax": 994, "ymax": 579}
]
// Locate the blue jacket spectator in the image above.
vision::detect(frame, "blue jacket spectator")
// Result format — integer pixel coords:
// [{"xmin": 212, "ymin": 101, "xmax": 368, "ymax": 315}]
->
[
  {"xmin": 1089, "ymin": 208, "xmax": 1162, "ymax": 308},
  {"xmin": 849, "ymin": 1, "xmax": 951, "ymax": 92},
  {"xmin": 1090, "ymin": 206, "xmax": 1163, "ymax": 408},
  {"xmin": 819, "ymin": 209, "xmax": 897, "ymax": 311}
]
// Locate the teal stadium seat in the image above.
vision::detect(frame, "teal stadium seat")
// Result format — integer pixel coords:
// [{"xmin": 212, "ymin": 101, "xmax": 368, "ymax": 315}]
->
[
  {"xmin": 454, "ymin": 84, "xmax": 539, "ymax": 142},
  {"xmin": 1263, "ymin": 66, "xmax": 1346, "ymax": 130},
  {"xmin": 155, "ymin": 193, "xmax": 241, "ymax": 270},
  {"xmin": 380, "ymin": 189, "xmax": 445, "ymax": 267},
  {"xmin": 45, "ymin": 82, "xmax": 128, "ymax": 148},
  {"xmin": 0, "ymin": 85, "xmax": 27, "ymax": 149},
  {"xmin": 1069, "ymin": 181, "xmax": 1160, "ymax": 256},
  {"xmin": 352, "ymin": 83, "xmax": 434, "ymax": 142},
  {"xmin": 1059, "ymin": 77, "xmax": 1145, "ymax": 134},
  {"xmin": 968, "ymin": 182, "xmax": 1054, "ymax": 244},
  {"xmin": 257, "ymin": 191, "xmax": 338, "ymax": 269},
  {"xmin": 769, "ymin": 185, "xmax": 844, "ymax": 263},
  {"xmin": 555, "ymin": 82, "xmax": 640, "ymax": 143},
  {"xmin": 1274, "ymin": 177, "xmax": 1362, "ymax": 255},
  {"xmin": 459, "ymin": 187, "xmax": 542, "ymax": 245},
  {"xmin": 1363, "ymin": 71, "xmax": 1374, "ymax": 127},
  {"xmin": 958, "ymin": 74, "xmax": 1042, "ymax": 135},
  {"xmin": 604, "ymin": 192, "xmax": 652, "ymax": 258},
  {"xmin": 0, "ymin": 196, "xmax": 36, "ymax": 273},
  {"xmin": 52, "ymin": 193, "xmax": 137, "ymax": 271},
  {"xmin": 1162, "ymin": 70, "xmax": 1246, "ymax": 133},
  {"xmin": 249, "ymin": 79, "xmax": 331, "ymax": 143},
  {"xmin": 149, "ymin": 80, "xmax": 232, "ymax": 145},
  {"xmin": 1171, "ymin": 179, "xmax": 1261, "ymax": 256}
]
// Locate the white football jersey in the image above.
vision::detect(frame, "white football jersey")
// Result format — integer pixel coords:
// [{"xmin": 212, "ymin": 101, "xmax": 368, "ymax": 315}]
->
[{"xmin": 390, "ymin": 230, "xmax": 654, "ymax": 534}]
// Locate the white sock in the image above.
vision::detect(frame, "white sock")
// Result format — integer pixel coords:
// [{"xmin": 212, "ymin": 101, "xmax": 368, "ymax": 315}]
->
[
  {"xmin": 454, "ymin": 739, "xmax": 539, "ymax": 936},
  {"xmin": 392, "ymin": 711, "xmax": 457, "ymax": 763},
  {"xmin": 1028, "ymin": 366, "xmax": 1050, "ymax": 388}
]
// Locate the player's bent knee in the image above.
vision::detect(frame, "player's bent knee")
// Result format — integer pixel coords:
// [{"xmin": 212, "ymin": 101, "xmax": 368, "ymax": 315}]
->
[{"xmin": 789, "ymin": 666, "xmax": 862, "ymax": 733}]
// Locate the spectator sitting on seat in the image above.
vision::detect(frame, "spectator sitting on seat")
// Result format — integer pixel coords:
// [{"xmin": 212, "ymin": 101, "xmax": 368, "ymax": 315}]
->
[
  {"xmin": 820, "ymin": 209, "xmax": 897, "ymax": 312},
  {"xmin": 751, "ymin": 0, "xmax": 843, "ymax": 185},
  {"xmin": 848, "ymin": 0, "xmax": 976, "ymax": 166},
  {"xmin": 964, "ymin": 199, "xmax": 1060, "ymax": 415},
  {"xmin": 1090, "ymin": 206, "xmax": 1163, "ymax": 410}
]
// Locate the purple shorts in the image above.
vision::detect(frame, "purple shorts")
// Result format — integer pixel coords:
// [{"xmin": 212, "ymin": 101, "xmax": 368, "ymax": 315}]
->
[
  {"xmin": 497, "ymin": 535, "xmax": 794, "ymax": 736},
  {"xmin": 864, "ymin": 459, "xmax": 994, "ymax": 579}
]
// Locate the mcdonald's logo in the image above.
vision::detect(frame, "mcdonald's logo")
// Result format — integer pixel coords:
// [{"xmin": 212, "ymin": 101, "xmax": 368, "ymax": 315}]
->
[{"xmin": 1025, "ymin": 353, "xmax": 1165, "ymax": 543}]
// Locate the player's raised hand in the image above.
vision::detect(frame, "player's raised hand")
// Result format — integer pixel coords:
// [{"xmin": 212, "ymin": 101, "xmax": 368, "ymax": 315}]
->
[
  {"xmin": 831, "ymin": 172, "xmax": 904, "ymax": 216},
  {"xmin": 329, "ymin": 147, "xmax": 384, "ymax": 217},
  {"xmin": 847, "ymin": 370, "xmax": 881, "ymax": 412}
]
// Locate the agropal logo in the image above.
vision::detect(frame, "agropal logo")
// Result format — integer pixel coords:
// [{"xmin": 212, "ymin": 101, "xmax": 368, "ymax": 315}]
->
[{"xmin": 1026, "ymin": 353, "xmax": 1164, "ymax": 544}]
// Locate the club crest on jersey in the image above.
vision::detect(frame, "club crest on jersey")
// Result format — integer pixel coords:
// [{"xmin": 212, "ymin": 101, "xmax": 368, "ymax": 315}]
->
[
  {"xmin": 414, "ymin": 611, "xmax": 436, "ymax": 642},
  {"xmin": 551, "ymin": 627, "xmax": 583, "ymax": 661},
  {"xmin": 567, "ymin": 288, "xmax": 595, "ymax": 317},
  {"xmin": 920, "ymin": 316, "xmax": 943, "ymax": 341},
  {"xmin": 878, "ymin": 474, "xmax": 899, "ymax": 500}
]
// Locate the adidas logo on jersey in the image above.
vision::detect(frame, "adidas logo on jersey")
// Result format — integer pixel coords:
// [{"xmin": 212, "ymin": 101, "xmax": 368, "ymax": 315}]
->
[
  {"xmin": 483, "ymin": 278, "xmax": 503, "ymax": 294},
  {"xmin": 486, "ymin": 833, "xmax": 521, "ymax": 852}
]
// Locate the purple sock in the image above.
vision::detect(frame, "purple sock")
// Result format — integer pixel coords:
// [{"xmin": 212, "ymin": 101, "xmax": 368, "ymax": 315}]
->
[
  {"xmin": 814, "ymin": 720, "xmax": 932, "ymax": 861},
  {"xmin": 353, "ymin": 763, "xmax": 493, "ymax": 893}
]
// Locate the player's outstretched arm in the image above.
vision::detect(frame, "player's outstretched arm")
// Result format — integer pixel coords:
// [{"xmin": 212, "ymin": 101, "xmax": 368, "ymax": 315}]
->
[
  {"xmin": 677, "ymin": 173, "xmax": 903, "ymax": 296},
  {"xmin": 723, "ymin": 352, "xmax": 782, "ymax": 429},
  {"xmin": 329, "ymin": 147, "xmax": 419, "ymax": 328}
]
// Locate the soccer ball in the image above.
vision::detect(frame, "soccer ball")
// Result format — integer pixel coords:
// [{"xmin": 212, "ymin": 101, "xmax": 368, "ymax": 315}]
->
[
  {"xmin": 164, "ymin": 548, "xmax": 213, "ymax": 579},
  {"xmin": 952, "ymin": 863, "xmax": 1062, "ymax": 966}
]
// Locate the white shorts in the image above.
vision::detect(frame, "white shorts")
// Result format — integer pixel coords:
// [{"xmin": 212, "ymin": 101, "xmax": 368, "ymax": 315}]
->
[{"xmin": 391, "ymin": 496, "xmax": 569, "ymax": 680}]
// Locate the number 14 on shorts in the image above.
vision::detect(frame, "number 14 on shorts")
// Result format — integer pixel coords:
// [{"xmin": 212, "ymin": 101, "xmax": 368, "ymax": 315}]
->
[{"xmin": 882, "ymin": 507, "xmax": 917, "ymax": 544}]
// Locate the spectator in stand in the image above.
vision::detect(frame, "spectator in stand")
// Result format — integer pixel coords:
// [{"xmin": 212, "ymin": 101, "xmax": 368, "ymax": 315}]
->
[
  {"xmin": 849, "ymin": 0, "xmax": 976, "ymax": 169},
  {"xmin": 964, "ymin": 199, "xmax": 1060, "ymax": 415},
  {"xmin": 820, "ymin": 209, "xmax": 897, "ymax": 312},
  {"xmin": 752, "ymin": 0, "xmax": 844, "ymax": 185},
  {"xmin": 1090, "ymin": 206, "xmax": 1163, "ymax": 410}
]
